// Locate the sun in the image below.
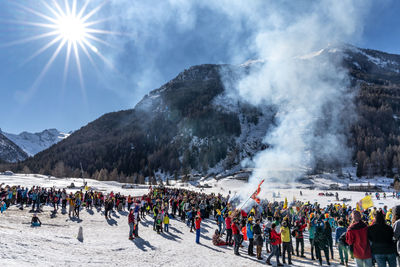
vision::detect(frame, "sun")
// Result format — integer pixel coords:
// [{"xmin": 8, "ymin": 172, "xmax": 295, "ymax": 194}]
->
[
  {"xmin": 56, "ymin": 14, "xmax": 87, "ymax": 43},
  {"xmin": 4, "ymin": 0, "xmax": 118, "ymax": 100}
]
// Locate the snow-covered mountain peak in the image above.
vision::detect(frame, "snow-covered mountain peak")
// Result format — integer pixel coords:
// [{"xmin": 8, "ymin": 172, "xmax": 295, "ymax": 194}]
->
[{"xmin": 0, "ymin": 128, "xmax": 70, "ymax": 156}]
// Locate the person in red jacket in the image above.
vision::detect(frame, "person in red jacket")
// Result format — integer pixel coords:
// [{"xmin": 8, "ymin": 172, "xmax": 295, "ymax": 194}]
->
[
  {"xmin": 128, "ymin": 209, "xmax": 135, "ymax": 240},
  {"xmin": 266, "ymin": 223, "xmax": 283, "ymax": 266},
  {"xmin": 225, "ymin": 214, "xmax": 233, "ymax": 246},
  {"xmin": 232, "ymin": 219, "xmax": 241, "ymax": 255},
  {"xmin": 195, "ymin": 215, "xmax": 202, "ymax": 244},
  {"xmin": 346, "ymin": 210, "xmax": 372, "ymax": 267}
]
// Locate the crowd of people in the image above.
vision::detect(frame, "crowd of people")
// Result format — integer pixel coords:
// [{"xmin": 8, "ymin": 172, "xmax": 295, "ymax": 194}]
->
[{"xmin": 2, "ymin": 182, "xmax": 400, "ymax": 267}]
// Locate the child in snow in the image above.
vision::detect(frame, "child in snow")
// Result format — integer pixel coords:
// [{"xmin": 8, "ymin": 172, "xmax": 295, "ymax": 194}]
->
[
  {"xmin": 128, "ymin": 209, "xmax": 135, "ymax": 240},
  {"xmin": 212, "ymin": 229, "xmax": 227, "ymax": 246},
  {"xmin": 195, "ymin": 215, "xmax": 202, "ymax": 244},
  {"xmin": 156, "ymin": 212, "xmax": 163, "ymax": 234},
  {"xmin": 164, "ymin": 212, "xmax": 170, "ymax": 232},
  {"xmin": 31, "ymin": 213, "xmax": 41, "ymax": 227},
  {"xmin": 0, "ymin": 200, "xmax": 7, "ymax": 213}
]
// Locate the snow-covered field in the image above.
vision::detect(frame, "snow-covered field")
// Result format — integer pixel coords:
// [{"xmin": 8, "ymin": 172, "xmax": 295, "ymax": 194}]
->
[{"xmin": 1, "ymin": 173, "xmax": 400, "ymax": 266}]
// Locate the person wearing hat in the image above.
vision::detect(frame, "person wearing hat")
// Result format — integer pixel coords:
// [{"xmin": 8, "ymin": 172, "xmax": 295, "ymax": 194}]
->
[
  {"xmin": 346, "ymin": 210, "xmax": 372, "ymax": 267},
  {"xmin": 247, "ymin": 216, "xmax": 255, "ymax": 256}
]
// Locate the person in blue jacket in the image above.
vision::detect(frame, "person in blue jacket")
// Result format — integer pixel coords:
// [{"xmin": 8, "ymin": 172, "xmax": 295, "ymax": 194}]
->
[
  {"xmin": 1, "ymin": 200, "xmax": 7, "ymax": 213},
  {"xmin": 335, "ymin": 220, "xmax": 349, "ymax": 266},
  {"xmin": 247, "ymin": 216, "xmax": 255, "ymax": 256},
  {"xmin": 31, "ymin": 213, "xmax": 41, "ymax": 227}
]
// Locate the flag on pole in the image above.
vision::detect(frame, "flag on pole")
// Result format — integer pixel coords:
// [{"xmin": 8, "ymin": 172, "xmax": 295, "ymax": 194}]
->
[
  {"xmin": 250, "ymin": 179, "xmax": 264, "ymax": 204},
  {"xmin": 360, "ymin": 195, "xmax": 374, "ymax": 210},
  {"xmin": 283, "ymin": 197, "xmax": 288, "ymax": 209}
]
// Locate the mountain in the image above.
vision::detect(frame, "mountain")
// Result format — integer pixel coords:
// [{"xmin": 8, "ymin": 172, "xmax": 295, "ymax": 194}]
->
[
  {"xmin": 0, "ymin": 132, "xmax": 28, "ymax": 163},
  {"xmin": 0, "ymin": 129, "xmax": 70, "ymax": 157},
  {"xmin": 8, "ymin": 45, "xmax": 400, "ymax": 180}
]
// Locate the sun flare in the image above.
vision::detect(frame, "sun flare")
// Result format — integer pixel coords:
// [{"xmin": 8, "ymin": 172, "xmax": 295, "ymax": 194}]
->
[
  {"xmin": 56, "ymin": 15, "xmax": 87, "ymax": 43},
  {"xmin": 5, "ymin": 0, "xmax": 118, "ymax": 98}
]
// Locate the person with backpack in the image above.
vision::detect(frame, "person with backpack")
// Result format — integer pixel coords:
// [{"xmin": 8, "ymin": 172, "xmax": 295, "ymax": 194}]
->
[
  {"xmin": 266, "ymin": 223, "xmax": 283, "ymax": 266},
  {"xmin": 336, "ymin": 220, "xmax": 349, "ymax": 266},
  {"xmin": 346, "ymin": 210, "xmax": 372, "ymax": 267},
  {"xmin": 368, "ymin": 210, "xmax": 397, "ymax": 267}
]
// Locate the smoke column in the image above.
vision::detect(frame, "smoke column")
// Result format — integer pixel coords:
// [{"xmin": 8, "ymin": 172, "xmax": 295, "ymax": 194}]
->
[{"xmin": 218, "ymin": 0, "xmax": 372, "ymax": 199}]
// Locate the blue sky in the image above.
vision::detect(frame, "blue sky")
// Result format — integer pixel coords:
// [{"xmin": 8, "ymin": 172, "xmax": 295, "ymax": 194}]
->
[{"xmin": 0, "ymin": 0, "xmax": 399, "ymax": 134}]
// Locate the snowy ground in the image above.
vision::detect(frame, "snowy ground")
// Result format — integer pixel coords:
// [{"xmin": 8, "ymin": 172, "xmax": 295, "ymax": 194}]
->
[{"xmin": 1, "ymin": 173, "xmax": 400, "ymax": 266}]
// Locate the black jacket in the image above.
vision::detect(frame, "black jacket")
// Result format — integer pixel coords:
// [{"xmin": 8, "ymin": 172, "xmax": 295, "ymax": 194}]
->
[
  {"xmin": 253, "ymin": 224, "xmax": 263, "ymax": 246},
  {"xmin": 367, "ymin": 223, "xmax": 396, "ymax": 255}
]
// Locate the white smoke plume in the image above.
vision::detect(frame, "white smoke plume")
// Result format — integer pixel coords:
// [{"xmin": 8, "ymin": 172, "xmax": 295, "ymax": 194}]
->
[{"xmin": 219, "ymin": 0, "xmax": 372, "ymax": 200}]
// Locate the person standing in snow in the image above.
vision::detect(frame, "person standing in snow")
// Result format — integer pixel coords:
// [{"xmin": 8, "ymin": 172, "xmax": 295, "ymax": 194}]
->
[
  {"xmin": 346, "ymin": 210, "xmax": 372, "ymax": 267},
  {"xmin": 225, "ymin": 213, "xmax": 233, "ymax": 246},
  {"xmin": 335, "ymin": 220, "xmax": 349, "ymax": 266},
  {"xmin": 293, "ymin": 219, "xmax": 307, "ymax": 258},
  {"xmin": 232, "ymin": 219, "xmax": 241, "ymax": 255},
  {"xmin": 393, "ymin": 205, "xmax": 400, "ymax": 266},
  {"xmin": 368, "ymin": 210, "xmax": 396, "ymax": 267},
  {"xmin": 128, "ymin": 208, "xmax": 135, "ymax": 240},
  {"xmin": 280, "ymin": 220, "xmax": 292, "ymax": 265},
  {"xmin": 164, "ymin": 212, "xmax": 170, "ymax": 232},
  {"xmin": 247, "ymin": 216, "xmax": 255, "ymax": 256},
  {"xmin": 195, "ymin": 214, "xmax": 202, "ymax": 244},
  {"xmin": 156, "ymin": 212, "xmax": 163, "ymax": 234},
  {"xmin": 253, "ymin": 218, "xmax": 264, "ymax": 260},
  {"xmin": 266, "ymin": 223, "xmax": 283, "ymax": 266}
]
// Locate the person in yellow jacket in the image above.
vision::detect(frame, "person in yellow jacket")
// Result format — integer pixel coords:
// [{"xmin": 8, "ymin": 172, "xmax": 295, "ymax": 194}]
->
[
  {"xmin": 386, "ymin": 209, "xmax": 393, "ymax": 224},
  {"xmin": 164, "ymin": 212, "xmax": 170, "ymax": 232},
  {"xmin": 280, "ymin": 220, "xmax": 292, "ymax": 264}
]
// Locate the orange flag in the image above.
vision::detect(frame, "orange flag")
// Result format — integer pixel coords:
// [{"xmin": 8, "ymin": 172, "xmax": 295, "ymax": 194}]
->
[{"xmin": 251, "ymin": 179, "xmax": 264, "ymax": 203}]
